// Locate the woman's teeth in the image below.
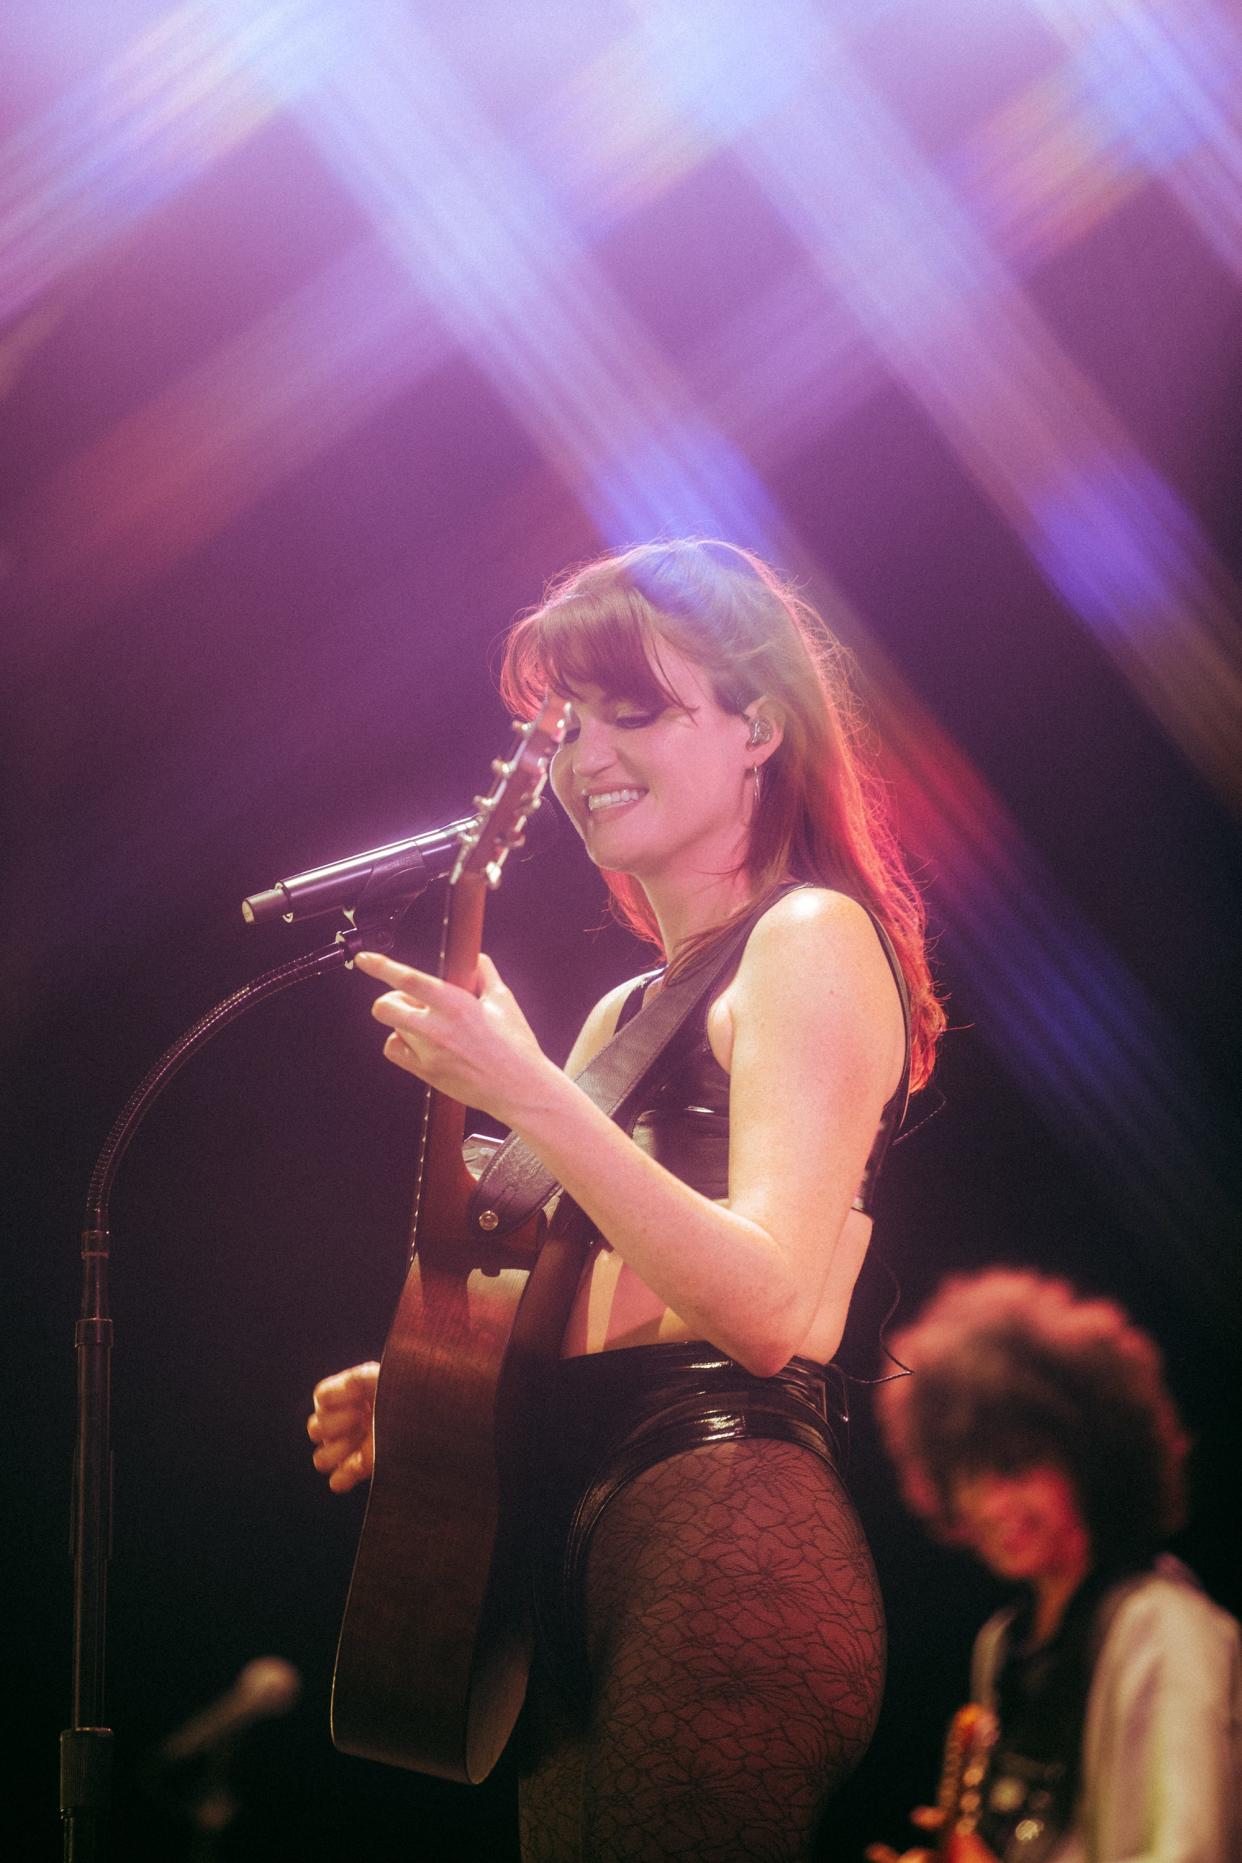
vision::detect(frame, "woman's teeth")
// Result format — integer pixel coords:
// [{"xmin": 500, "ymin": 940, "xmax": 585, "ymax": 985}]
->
[{"xmin": 586, "ymin": 788, "xmax": 643, "ymax": 812}]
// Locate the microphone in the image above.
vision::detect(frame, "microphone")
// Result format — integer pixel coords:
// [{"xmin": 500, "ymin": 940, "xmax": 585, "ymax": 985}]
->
[
  {"xmin": 241, "ymin": 816, "xmax": 478, "ymax": 926},
  {"xmin": 160, "ymin": 1657, "xmax": 301, "ymax": 1765}
]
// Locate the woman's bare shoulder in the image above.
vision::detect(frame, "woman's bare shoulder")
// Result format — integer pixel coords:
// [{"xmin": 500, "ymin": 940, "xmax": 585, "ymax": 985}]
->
[
  {"xmin": 743, "ymin": 884, "xmax": 888, "ymax": 969},
  {"xmin": 731, "ymin": 887, "xmax": 904, "ymax": 1060},
  {"xmin": 706, "ymin": 888, "xmax": 899, "ymax": 1076}
]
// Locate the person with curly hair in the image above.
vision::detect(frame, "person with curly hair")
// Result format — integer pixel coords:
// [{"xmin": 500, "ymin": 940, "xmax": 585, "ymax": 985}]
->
[
  {"xmin": 867, "ymin": 1270, "xmax": 1241, "ymax": 1863},
  {"xmin": 307, "ymin": 539, "xmax": 944, "ymax": 1859}
]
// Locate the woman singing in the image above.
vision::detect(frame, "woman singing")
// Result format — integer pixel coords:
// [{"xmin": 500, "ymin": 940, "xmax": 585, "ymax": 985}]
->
[{"xmin": 308, "ymin": 538, "xmax": 943, "ymax": 1860}]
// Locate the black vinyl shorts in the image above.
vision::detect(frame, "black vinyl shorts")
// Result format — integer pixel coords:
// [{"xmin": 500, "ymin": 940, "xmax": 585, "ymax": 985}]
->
[{"xmin": 523, "ymin": 1341, "xmax": 848, "ymax": 1709}]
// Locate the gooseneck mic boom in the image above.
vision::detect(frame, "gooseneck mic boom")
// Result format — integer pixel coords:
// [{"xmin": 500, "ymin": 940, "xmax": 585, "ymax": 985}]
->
[{"xmin": 241, "ymin": 816, "xmax": 478, "ymax": 926}]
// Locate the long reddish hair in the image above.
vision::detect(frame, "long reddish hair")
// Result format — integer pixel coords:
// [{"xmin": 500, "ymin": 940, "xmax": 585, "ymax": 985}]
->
[{"xmin": 501, "ymin": 538, "xmax": 943, "ymax": 1090}]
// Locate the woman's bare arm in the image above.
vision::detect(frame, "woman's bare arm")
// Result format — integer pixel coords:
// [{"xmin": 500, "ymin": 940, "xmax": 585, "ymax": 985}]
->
[{"xmin": 355, "ymin": 888, "xmax": 904, "ymax": 1376}]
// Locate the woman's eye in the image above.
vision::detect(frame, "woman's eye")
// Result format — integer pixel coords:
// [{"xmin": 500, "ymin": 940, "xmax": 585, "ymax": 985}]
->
[{"xmin": 556, "ymin": 707, "xmax": 660, "ymax": 747}]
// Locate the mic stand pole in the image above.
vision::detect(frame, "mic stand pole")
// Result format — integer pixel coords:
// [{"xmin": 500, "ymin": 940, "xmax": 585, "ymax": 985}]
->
[{"xmin": 59, "ymin": 904, "xmax": 412, "ymax": 1862}]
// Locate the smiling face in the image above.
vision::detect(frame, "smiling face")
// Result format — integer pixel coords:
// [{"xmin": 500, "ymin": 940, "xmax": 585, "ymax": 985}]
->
[
  {"xmin": 549, "ymin": 639, "xmax": 765, "ymax": 889},
  {"xmin": 951, "ymin": 1464, "xmax": 1092, "ymax": 1588}
]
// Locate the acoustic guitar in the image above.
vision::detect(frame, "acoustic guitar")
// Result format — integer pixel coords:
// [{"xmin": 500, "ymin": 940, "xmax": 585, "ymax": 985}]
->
[{"xmin": 330, "ymin": 697, "xmax": 582, "ymax": 1784}]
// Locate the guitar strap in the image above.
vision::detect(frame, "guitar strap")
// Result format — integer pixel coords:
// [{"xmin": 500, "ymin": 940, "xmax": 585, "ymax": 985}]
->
[{"xmin": 466, "ymin": 887, "xmax": 800, "ymax": 1244}]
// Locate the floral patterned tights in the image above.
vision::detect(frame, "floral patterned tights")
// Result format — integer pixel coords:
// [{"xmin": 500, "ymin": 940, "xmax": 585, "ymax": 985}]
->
[{"xmin": 517, "ymin": 1437, "xmax": 885, "ymax": 1862}]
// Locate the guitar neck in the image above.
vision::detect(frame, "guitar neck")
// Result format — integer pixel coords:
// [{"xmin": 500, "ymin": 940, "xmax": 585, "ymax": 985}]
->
[
  {"xmin": 410, "ymin": 871, "xmax": 487, "ymax": 1245},
  {"xmin": 936, "ymin": 1704, "xmax": 998, "ymax": 1861},
  {"xmin": 400, "ymin": 697, "xmax": 566, "ymax": 1258}
]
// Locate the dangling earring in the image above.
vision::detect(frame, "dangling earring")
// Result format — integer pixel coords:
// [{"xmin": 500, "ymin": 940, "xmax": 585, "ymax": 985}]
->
[{"xmin": 745, "ymin": 715, "xmax": 771, "ymax": 810}]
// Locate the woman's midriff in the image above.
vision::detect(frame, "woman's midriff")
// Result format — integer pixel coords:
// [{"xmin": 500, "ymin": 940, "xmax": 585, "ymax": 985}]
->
[{"xmin": 558, "ymin": 1204, "xmax": 874, "ymax": 1365}]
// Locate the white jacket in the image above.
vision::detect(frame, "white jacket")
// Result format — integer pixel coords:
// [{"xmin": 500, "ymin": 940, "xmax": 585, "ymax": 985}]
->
[{"xmin": 971, "ymin": 1560, "xmax": 1241, "ymax": 1863}]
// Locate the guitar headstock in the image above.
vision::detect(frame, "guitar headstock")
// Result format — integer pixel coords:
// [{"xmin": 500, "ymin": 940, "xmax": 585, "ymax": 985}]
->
[{"xmin": 452, "ymin": 695, "xmax": 568, "ymax": 888}]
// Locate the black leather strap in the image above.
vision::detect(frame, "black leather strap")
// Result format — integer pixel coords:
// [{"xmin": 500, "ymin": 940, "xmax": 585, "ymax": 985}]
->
[{"xmin": 466, "ymin": 894, "xmax": 789, "ymax": 1240}]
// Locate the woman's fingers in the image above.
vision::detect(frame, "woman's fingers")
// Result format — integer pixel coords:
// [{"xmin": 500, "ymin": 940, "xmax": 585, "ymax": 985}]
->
[
  {"xmin": 307, "ymin": 1416, "xmax": 363, "ymax": 1453},
  {"xmin": 383, "ymin": 1028, "xmax": 415, "ymax": 1062},
  {"xmin": 312, "ymin": 1363, "xmax": 380, "ymax": 1411},
  {"xmin": 310, "ymin": 1420, "xmax": 372, "ymax": 1489},
  {"xmin": 352, "ymin": 950, "xmax": 428, "ymax": 985},
  {"xmin": 308, "ymin": 1409, "xmax": 366, "ymax": 1448},
  {"xmin": 354, "ymin": 950, "xmax": 444, "ymax": 999},
  {"xmin": 309, "ymin": 1363, "xmax": 379, "ymax": 1485},
  {"xmin": 308, "ymin": 1397, "xmax": 369, "ymax": 1441},
  {"xmin": 327, "ymin": 1446, "xmax": 372, "ymax": 1493},
  {"xmin": 371, "ymin": 991, "xmax": 429, "ymax": 1032},
  {"xmin": 354, "ymin": 944, "xmax": 544, "ymax": 1125},
  {"xmin": 311, "ymin": 1435, "xmax": 353, "ymax": 1471},
  {"xmin": 314, "ymin": 1442, "xmax": 372, "ymax": 1493},
  {"xmin": 353, "ymin": 953, "xmax": 447, "ymax": 1054}
]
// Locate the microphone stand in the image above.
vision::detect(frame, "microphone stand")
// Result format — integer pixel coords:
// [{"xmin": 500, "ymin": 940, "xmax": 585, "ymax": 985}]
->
[{"xmin": 59, "ymin": 903, "xmax": 413, "ymax": 1862}]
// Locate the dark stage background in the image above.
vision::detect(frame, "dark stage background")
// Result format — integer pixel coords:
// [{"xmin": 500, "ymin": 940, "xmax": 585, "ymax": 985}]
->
[{"xmin": 4, "ymin": 2, "xmax": 1240, "ymax": 1857}]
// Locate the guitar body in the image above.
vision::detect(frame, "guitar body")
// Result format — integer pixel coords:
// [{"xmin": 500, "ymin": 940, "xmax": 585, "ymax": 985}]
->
[
  {"xmin": 331, "ymin": 1217, "xmax": 584, "ymax": 1781},
  {"xmin": 329, "ymin": 700, "xmax": 573, "ymax": 1782}
]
